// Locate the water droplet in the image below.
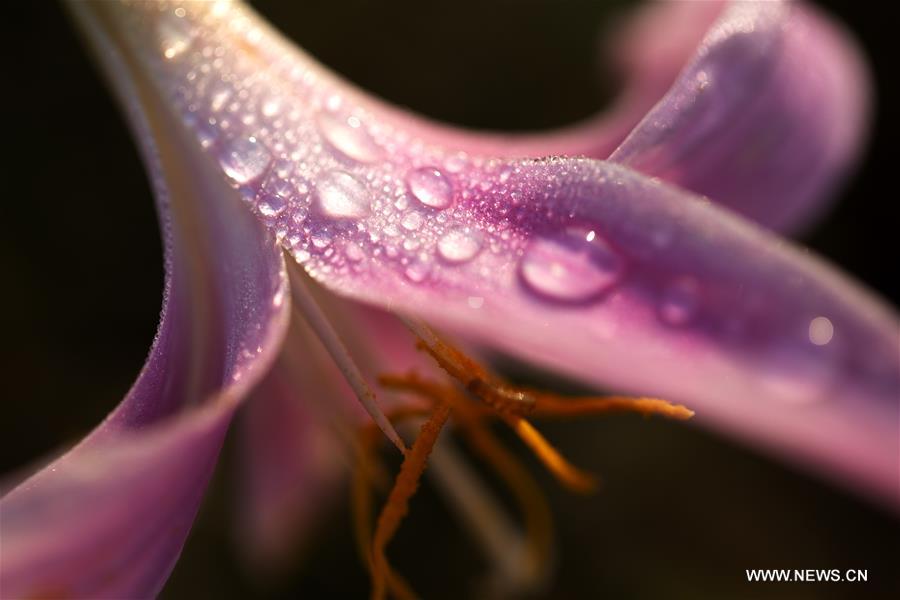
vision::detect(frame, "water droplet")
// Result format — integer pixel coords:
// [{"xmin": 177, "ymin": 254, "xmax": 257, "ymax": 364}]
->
[
  {"xmin": 808, "ymin": 316, "xmax": 834, "ymax": 346},
  {"xmin": 316, "ymin": 112, "xmax": 382, "ymax": 163},
  {"xmin": 404, "ymin": 260, "xmax": 431, "ymax": 283},
  {"xmin": 263, "ymin": 171, "xmax": 293, "ymax": 199},
  {"xmin": 316, "ymin": 170, "xmax": 371, "ymax": 219},
  {"xmin": 437, "ymin": 228, "xmax": 482, "ymax": 263},
  {"xmin": 407, "ymin": 167, "xmax": 453, "ymax": 209},
  {"xmin": 219, "ymin": 136, "xmax": 270, "ymax": 184},
  {"xmin": 519, "ymin": 228, "xmax": 624, "ymax": 303},
  {"xmin": 401, "ymin": 211, "xmax": 423, "ymax": 231},
  {"xmin": 345, "ymin": 242, "xmax": 365, "ymax": 262},
  {"xmin": 311, "ymin": 234, "xmax": 331, "ymax": 249},
  {"xmin": 257, "ymin": 192, "xmax": 286, "ymax": 217},
  {"xmin": 658, "ymin": 277, "xmax": 700, "ymax": 325}
]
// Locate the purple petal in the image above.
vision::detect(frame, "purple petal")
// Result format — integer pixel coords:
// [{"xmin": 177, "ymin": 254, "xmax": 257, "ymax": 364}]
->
[
  {"xmin": 235, "ymin": 324, "xmax": 346, "ymax": 567},
  {"xmin": 0, "ymin": 4, "xmax": 290, "ymax": 597},
  {"xmin": 321, "ymin": 158, "xmax": 900, "ymax": 505},
  {"xmin": 610, "ymin": 1, "xmax": 871, "ymax": 231},
  {"xmin": 56, "ymin": 0, "xmax": 895, "ymax": 522}
]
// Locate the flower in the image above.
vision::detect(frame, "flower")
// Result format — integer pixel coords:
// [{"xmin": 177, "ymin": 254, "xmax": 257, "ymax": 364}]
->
[{"xmin": 1, "ymin": 0, "xmax": 897, "ymax": 598}]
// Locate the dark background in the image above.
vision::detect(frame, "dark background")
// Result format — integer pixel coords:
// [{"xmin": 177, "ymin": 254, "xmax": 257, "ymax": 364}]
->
[{"xmin": 3, "ymin": 1, "xmax": 897, "ymax": 598}]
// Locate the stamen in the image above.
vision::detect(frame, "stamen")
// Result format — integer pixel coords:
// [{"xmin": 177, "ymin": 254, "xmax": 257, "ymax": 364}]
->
[
  {"xmin": 449, "ymin": 393, "xmax": 554, "ymax": 590},
  {"xmin": 356, "ymin": 318, "xmax": 694, "ymax": 598},
  {"xmin": 399, "ymin": 316, "xmax": 534, "ymax": 413},
  {"xmin": 290, "ymin": 270, "xmax": 407, "ymax": 453},
  {"xmin": 353, "ymin": 408, "xmax": 428, "ymax": 600},
  {"xmin": 398, "ymin": 316, "xmax": 488, "ymax": 385},
  {"xmin": 532, "ymin": 392, "xmax": 695, "ymax": 420},
  {"xmin": 506, "ymin": 417, "xmax": 597, "ymax": 494},
  {"xmin": 371, "ymin": 401, "xmax": 452, "ymax": 600},
  {"xmin": 380, "ymin": 373, "xmax": 554, "ymax": 593},
  {"xmin": 352, "ymin": 406, "xmax": 430, "ymax": 562}
]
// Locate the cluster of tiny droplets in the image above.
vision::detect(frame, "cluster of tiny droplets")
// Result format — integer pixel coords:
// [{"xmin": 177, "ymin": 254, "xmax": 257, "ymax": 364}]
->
[
  {"xmin": 110, "ymin": 0, "xmax": 900, "ymax": 403},
  {"xmin": 133, "ymin": 0, "xmax": 639, "ymax": 309}
]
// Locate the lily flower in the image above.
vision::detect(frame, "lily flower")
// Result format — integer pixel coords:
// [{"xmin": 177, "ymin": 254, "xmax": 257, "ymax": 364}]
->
[{"xmin": 2, "ymin": 0, "xmax": 897, "ymax": 598}]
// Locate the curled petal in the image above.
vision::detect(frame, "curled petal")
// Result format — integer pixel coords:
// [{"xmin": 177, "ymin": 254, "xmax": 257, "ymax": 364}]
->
[
  {"xmin": 610, "ymin": 1, "xmax": 871, "ymax": 231},
  {"xmin": 0, "ymin": 3, "xmax": 290, "ymax": 597}
]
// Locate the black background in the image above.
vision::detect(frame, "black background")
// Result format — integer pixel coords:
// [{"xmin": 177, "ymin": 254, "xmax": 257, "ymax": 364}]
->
[{"xmin": 2, "ymin": 1, "xmax": 897, "ymax": 598}]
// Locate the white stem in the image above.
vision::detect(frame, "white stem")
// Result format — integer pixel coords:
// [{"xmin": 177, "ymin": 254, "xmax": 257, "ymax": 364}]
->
[
  {"xmin": 289, "ymin": 271, "xmax": 406, "ymax": 453},
  {"xmin": 426, "ymin": 433, "xmax": 542, "ymax": 595}
]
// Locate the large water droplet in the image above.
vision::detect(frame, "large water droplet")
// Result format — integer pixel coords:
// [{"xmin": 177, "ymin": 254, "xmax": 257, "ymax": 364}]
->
[
  {"xmin": 219, "ymin": 136, "xmax": 271, "ymax": 184},
  {"xmin": 519, "ymin": 228, "xmax": 624, "ymax": 303},
  {"xmin": 658, "ymin": 277, "xmax": 700, "ymax": 326},
  {"xmin": 437, "ymin": 228, "xmax": 482, "ymax": 263},
  {"xmin": 316, "ymin": 170, "xmax": 371, "ymax": 219},
  {"xmin": 407, "ymin": 167, "xmax": 453, "ymax": 209},
  {"xmin": 316, "ymin": 112, "xmax": 382, "ymax": 163}
]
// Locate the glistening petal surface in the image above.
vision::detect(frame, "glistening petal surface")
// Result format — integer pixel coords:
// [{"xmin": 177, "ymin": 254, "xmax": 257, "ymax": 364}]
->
[
  {"xmin": 0, "ymin": 2, "xmax": 290, "ymax": 597},
  {"xmin": 610, "ymin": 1, "xmax": 870, "ymax": 231},
  {"xmin": 83, "ymin": 1, "xmax": 898, "ymax": 504}
]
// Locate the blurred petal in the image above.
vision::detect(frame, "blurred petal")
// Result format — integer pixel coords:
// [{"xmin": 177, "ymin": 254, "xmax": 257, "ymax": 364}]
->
[
  {"xmin": 0, "ymin": 3, "xmax": 290, "ymax": 597},
  {"xmin": 610, "ymin": 1, "xmax": 870, "ymax": 231},
  {"xmin": 235, "ymin": 314, "xmax": 347, "ymax": 567},
  {"xmin": 236, "ymin": 278, "xmax": 440, "ymax": 565},
  {"xmin": 237, "ymin": 360, "xmax": 344, "ymax": 568},
  {"xmin": 378, "ymin": 0, "xmax": 726, "ymax": 160},
  {"xmin": 78, "ymin": 1, "xmax": 896, "ymax": 506}
]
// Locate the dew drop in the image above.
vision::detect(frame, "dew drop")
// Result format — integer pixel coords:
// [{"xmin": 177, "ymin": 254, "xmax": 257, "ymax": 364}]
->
[
  {"xmin": 658, "ymin": 277, "xmax": 700, "ymax": 326},
  {"xmin": 808, "ymin": 316, "xmax": 834, "ymax": 346},
  {"xmin": 401, "ymin": 211, "xmax": 423, "ymax": 231},
  {"xmin": 407, "ymin": 167, "xmax": 453, "ymax": 209},
  {"xmin": 519, "ymin": 228, "xmax": 624, "ymax": 303},
  {"xmin": 406, "ymin": 167, "xmax": 453, "ymax": 210},
  {"xmin": 345, "ymin": 241, "xmax": 365, "ymax": 262},
  {"xmin": 316, "ymin": 112, "xmax": 382, "ymax": 163},
  {"xmin": 437, "ymin": 228, "xmax": 482, "ymax": 263},
  {"xmin": 316, "ymin": 170, "xmax": 371, "ymax": 219},
  {"xmin": 405, "ymin": 261, "xmax": 431, "ymax": 283},
  {"xmin": 219, "ymin": 136, "xmax": 271, "ymax": 185},
  {"xmin": 257, "ymin": 192, "xmax": 286, "ymax": 217}
]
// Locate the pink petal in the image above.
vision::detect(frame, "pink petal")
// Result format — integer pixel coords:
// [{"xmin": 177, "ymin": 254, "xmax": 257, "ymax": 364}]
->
[
  {"xmin": 74, "ymin": 1, "xmax": 895, "ymax": 506},
  {"xmin": 0, "ymin": 4, "xmax": 290, "ymax": 597},
  {"xmin": 610, "ymin": 1, "xmax": 871, "ymax": 232}
]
